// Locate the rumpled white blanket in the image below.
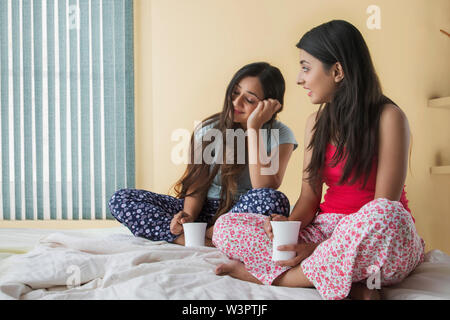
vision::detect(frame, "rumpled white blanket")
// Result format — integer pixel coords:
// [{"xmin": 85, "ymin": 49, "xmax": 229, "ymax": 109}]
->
[
  {"xmin": 0, "ymin": 232, "xmax": 449, "ymax": 300},
  {"xmin": 0, "ymin": 232, "xmax": 322, "ymax": 300}
]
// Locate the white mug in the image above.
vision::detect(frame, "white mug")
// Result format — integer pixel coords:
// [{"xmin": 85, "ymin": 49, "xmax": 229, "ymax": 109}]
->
[
  {"xmin": 271, "ymin": 221, "xmax": 301, "ymax": 261},
  {"xmin": 183, "ymin": 222, "xmax": 207, "ymax": 247}
]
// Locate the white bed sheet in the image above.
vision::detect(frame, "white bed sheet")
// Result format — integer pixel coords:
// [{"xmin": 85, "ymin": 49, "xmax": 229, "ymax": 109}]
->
[{"xmin": 0, "ymin": 227, "xmax": 449, "ymax": 300}]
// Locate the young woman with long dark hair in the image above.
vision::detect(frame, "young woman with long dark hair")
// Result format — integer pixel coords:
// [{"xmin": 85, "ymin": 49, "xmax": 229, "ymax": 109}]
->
[
  {"xmin": 212, "ymin": 20, "xmax": 425, "ymax": 300},
  {"xmin": 108, "ymin": 62, "xmax": 298, "ymax": 246}
]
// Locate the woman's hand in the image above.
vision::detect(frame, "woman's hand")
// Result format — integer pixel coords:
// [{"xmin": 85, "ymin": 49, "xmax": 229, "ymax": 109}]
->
[
  {"xmin": 169, "ymin": 210, "xmax": 194, "ymax": 235},
  {"xmin": 264, "ymin": 214, "xmax": 288, "ymax": 240},
  {"xmin": 247, "ymin": 99, "xmax": 282, "ymax": 130},
  {"xmin": 274, "ymin": 242, "xmax": 319, "ymax": 267}
]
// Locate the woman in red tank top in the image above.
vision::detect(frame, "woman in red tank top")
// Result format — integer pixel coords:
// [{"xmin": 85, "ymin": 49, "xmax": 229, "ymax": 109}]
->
[{"xmin": 212, "ymin": 20, "xmax": 425, "ymax": 300}]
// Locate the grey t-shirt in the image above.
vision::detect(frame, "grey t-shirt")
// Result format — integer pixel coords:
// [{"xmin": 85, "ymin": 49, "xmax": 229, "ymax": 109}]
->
[{"xmin": 195, "ymin": 120, "xmax": 298, "ymax": 200}]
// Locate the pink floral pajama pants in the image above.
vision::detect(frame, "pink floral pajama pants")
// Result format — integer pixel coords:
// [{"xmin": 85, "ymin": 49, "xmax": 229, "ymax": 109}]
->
[{"xmin": 212, "ymin": 198, "xmax": 425, "ymax": 300}]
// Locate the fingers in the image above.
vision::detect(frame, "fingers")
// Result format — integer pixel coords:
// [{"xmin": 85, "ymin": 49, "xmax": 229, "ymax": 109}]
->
[
  {"xmin": 255, "ymin": 99, "xmax": 281, "ymax": 115},
  {"xmin": 275, "ymin": 256, "xmax": 301, "ymax": 267},
  {"xmin": 264, "ymin": 216, "xmax": 274, "ymax": 240},
  {"xmin": 264, "ymin": 99, "xmax": 282, "ymax": 112},
  {"xmin": 274, "ymin": 244, "xmax": 306, "ymax": 267},
  {"xmin": 170, "ymin": 211, "xmax": 190, "ymax": 235},
  {"xmin": 170, "ymin": 221, "xmax": 183, "ymax": 235},
  {"xmin": 179, "ymin": 211, "xmax": 194, "ymax": 224},
  {"xmin": 274, "ymin": 99, "xmax": 282, "ymax": 111},
  {"xmin": 265, "ymin": 229, "xmax": 273, "ymax": 241},
  {"xmin": 247, "ymin": 99, "xmax": 281, "ymax": 129},
  {"xmin": 276, "ymin": 244, "xmax": 298, "ymax": 252},
  {"xmin": 256, "ymin": 100, "xmax": 264, "ymax": 109},
  {"xmin": 170, "ymin": 219, "xmax": 183, "ymax": 235},
  {"xmin": 180, "ymin": 217, "xmax": 193, "ymax": 224},
  {"xmin": 271, "ymin": 214, "xmax": 287, "ymax": 221},
  {"xmin": 265, "ymin": 214, "xmax": 288, "ymax": 240},
  {"xmin": 250, "ymin": 101, "xmax": 263, "ymax": 115}
]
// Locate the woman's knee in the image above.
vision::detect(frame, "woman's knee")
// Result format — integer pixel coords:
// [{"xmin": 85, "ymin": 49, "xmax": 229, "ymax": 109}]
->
[
  {"xmin": 236, "ymin": 188, "xmax": 290, "ymax": 216},
  {"xmin": 108, "ymin": 188, "xmax": 131, "ymax": 219},
  {"xmin": 267, "ymin": 189, "xmax": 290, "ymax": 216},
  {"xmin": 108, "ymin": 188, "xmax": 161, "ymax": 217},
  {"xmin": 212, "ymin": 213, "xmax": 237, "ymax": 248},
  {"xmin": 247, "ymin": 187, "xmax": 285, "ymax": 197},
  {"xmin": 213, "ymin": 213, "xmax": 232, "ymax": 235},
  {"xmin": 361, "ymin": 198, "xmax": 407, "ymax": 214},
  {"xmin": 359, "ymin": 197, "xmax": 413, "ymax": 228}
]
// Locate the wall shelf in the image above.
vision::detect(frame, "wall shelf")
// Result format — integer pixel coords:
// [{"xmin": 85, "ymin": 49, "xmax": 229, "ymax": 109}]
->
[
  {"xmin": 428, "ymin": 96, "xmax": 450, "ymax": 175},
  {"xmin": 428, "ymin": 97, "xmax": 450, "ymax": 109},
  {"xmin": 431, "ymin": 166, "xmax": 450, "ymax": 175}
]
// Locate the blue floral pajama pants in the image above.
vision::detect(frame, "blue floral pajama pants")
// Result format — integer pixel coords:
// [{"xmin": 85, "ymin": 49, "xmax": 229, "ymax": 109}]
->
[{"xmin": 108, "ymin": 187, "xmax": 290, "ymax": 242}]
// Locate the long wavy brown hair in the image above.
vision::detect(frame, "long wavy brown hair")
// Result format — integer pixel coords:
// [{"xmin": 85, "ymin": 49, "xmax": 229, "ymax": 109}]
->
[
  {"xmin": 173, "ymin": 62, "xmax": 286, "ymax": 223},
  {"xmin": 297, "ymin": 20, "xmax": 409, "ymax": 191}
]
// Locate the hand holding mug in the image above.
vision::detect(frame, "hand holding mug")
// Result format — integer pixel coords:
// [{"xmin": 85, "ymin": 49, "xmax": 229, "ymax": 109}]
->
[
  {"xmin": 264, "ymin": 214, "xmax": 288, "ymax": 240},
  {"xmin": 169, "ymin": 210, "xmax": 194, "ymax": 235},
  {"xmin": 274, "ymin": 242, "xmax": 319, "ymax": 267}
]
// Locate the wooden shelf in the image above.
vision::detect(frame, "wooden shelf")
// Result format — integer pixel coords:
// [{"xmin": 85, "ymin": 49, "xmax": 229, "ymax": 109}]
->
[
  {"xmin": 428, "ymin": 97, "xmax": 449, "ymax": 176},
  {"xmin": 431, "ymin": 166, "xmax": 450, "ymax": 175},
  {"xmin": 428, "ymin": 97, "xmax": 450, "ymax": 109}
]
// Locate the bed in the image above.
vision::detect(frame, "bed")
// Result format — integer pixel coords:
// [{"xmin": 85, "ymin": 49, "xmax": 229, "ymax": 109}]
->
[{"xmin": 0, "ymin": 225, "xmax": 449, "ymax": 300}]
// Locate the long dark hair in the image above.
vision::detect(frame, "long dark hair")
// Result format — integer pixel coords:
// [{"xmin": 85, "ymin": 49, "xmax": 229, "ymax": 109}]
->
[
  {"xmin": 297, "ymin": 20, "xmax": 396, "ymax": 190},
  {"xmin": 173, "ymin": 62, "xmax": 285, "ymax": 222}
]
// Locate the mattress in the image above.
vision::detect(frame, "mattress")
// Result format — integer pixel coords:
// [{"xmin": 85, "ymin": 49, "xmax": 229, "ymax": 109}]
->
[{"xmin": 0, "ymin": 226, "xmax": 449, "ymax": 300}]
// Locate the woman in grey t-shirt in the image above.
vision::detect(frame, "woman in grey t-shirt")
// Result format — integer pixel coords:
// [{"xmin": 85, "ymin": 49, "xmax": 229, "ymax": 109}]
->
[{"xmin": 108, "ymin": 62, "xmax": 298, "ymax": 246}]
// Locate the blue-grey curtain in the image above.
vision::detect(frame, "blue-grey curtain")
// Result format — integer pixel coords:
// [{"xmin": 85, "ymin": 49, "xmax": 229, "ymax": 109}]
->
[{"xmin": 0, "ymin": 0, "xmax": 135, "ymax": 220}]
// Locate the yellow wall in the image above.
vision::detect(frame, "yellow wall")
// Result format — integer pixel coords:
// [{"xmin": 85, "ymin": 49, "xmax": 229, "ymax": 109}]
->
[{"xmin": 134, "ymin": 0, "xmax": 450, "ymax": 253}]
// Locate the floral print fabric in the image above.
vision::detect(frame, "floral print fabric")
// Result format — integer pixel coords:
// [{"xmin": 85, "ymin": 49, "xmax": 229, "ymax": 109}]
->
[
  {"xmin": 212, "ymin": 198, "xmax": 425, "ymax": 300},
  {"xmin": 108, "ymin": 188, "xmax": 290, "ymax": 243}
]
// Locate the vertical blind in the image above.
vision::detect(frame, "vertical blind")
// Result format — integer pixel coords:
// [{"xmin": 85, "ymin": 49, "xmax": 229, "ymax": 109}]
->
[{"xmin": 0, "ymin": 0, "xmax": 135, "ymax": 220}]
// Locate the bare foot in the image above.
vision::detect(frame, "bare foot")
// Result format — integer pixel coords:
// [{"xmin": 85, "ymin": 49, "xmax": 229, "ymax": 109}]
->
[
  {"xmin": 348, "ymin": 282, "xmax": 381, "ymax": 300},
  {"xmin": 215, "ymin": 260, "xmax": 262, "ymax": 284}
]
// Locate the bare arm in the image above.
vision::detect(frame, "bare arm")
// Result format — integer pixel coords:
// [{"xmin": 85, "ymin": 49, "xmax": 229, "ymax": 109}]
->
[
  {"xmin": 374, "ymin": 104, "xmax": 410, "ymax": 200},
  {"xmin": 170, "ymin": 166, "xmax": 209, "ymax": 235},
  {"xmin": 288, "ymin": 112, "xmax": 323, "ymax": 229},
  {"xmin": 246, "ymin": 99, "xmax": 294, "ymax": 189},
  {"xmin": 266, "ymin": 113, "xmax": 325, "ymax": 266},
  {"xmin": 182, "ymin": 167, "xmax": 209, "ymax": 220},
  {"xmin": 247, "ymin": 130, "xmax": 294, "ymax": 189}
]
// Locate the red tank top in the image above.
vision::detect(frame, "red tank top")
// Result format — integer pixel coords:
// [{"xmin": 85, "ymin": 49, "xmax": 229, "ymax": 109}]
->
[{"xmin": 319, "ymin": 144, "xmax": 412, "ymax": 219}]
